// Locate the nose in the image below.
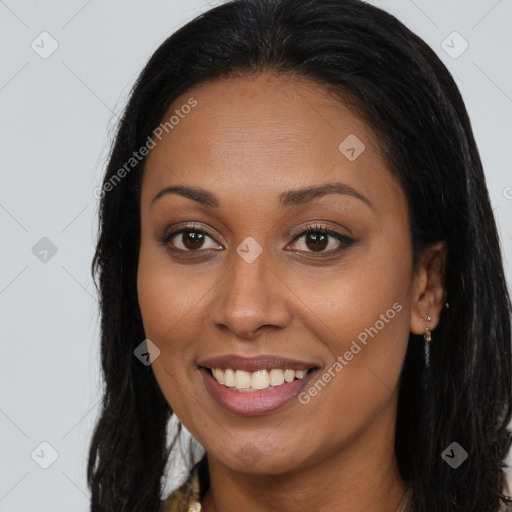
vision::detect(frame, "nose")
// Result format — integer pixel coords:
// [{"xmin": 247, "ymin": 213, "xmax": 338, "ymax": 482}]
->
[{"xmin": 209, "ymin": 247, "xmax": 293, "ymax": 339}]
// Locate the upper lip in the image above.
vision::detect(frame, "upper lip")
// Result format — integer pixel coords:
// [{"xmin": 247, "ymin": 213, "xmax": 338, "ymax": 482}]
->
[{"xmin": 198, "ymin": 354, "xmax": 319, "ymax": 372}]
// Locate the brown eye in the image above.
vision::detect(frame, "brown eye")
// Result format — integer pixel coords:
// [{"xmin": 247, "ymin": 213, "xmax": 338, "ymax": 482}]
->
[
  {"xmin": 288, "ymin": 225, "xmax": 355, "ymax": 254},
  {"xmin": 304, "ymin": 232, "xmax": 329, "ymax": 252},
  {"xmin": 159, "ymin": 224, "xmax": 223, "ymax": 253},
  {"xmin": 176, "ymin": 231, "xmax": 206, "ymax": 250}
]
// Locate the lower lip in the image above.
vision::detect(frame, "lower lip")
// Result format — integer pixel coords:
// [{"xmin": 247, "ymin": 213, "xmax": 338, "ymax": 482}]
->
[{"xmin": 199, "ymin": 367, "xmax": 318, "ymax": 416}]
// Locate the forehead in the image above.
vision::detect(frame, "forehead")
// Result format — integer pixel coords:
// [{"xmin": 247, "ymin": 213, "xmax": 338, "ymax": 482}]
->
[{"xmin": 141, "ymin": 72, "xmax": 402, "ymax": 211}]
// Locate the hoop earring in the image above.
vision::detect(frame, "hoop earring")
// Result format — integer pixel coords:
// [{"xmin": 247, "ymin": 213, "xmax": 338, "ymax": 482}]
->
[{"xmin": 420, "ymin": 313, "xmax": 432, "ymax": 367}]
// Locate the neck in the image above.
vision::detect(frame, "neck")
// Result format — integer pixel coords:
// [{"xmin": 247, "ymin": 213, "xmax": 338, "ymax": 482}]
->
[{"xmin": 201, "ymin": 397, "xmax": 407, "ymax": 512}]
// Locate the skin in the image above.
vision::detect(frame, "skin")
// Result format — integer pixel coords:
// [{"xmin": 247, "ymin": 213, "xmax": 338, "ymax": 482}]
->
[{"xmin": 137, "ymin": 72, "xmax": 446, "ymax": 512}]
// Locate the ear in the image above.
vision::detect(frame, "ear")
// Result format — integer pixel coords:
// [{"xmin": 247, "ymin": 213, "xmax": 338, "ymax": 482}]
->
[{"xmin": 409, "ymin": 241, "xmax": 447, "ymax": 336}]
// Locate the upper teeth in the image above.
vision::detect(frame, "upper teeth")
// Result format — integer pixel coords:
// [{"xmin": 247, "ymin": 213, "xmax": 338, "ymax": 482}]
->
[{"xmin": 210, "ymin": 368, "xmax": 309, "ymax": 392}]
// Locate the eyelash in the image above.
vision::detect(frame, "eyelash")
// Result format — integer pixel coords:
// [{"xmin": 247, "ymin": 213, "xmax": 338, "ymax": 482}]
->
[{"xmin": 158, "ymin": 222, "xmax": 355, "ymax": 257}]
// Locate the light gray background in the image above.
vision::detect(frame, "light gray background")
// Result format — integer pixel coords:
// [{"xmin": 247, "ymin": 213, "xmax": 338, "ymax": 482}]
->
[{"xmin": 1, "ymin": 0, "xmax": 511, "ymax": 510}]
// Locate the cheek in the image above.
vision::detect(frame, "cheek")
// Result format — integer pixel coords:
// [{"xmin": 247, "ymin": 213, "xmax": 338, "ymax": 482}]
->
[
  {"xmin": 297, "ymin": 231, "xmax": 412, "ymax": 347},
  {"xmin": 293, "ymin": 240, "xmax": 412, "ymax": 440},
  {"xmin": 136, "ymin": 243, "xmax": 200, "ymax": 395},
  {"xmin": 137, "ymin": 237, "xmax": 206, "ymax": 341},
  {"xmin": 136, "ymin": 258, "xmax": 196, "ymax": 421}
]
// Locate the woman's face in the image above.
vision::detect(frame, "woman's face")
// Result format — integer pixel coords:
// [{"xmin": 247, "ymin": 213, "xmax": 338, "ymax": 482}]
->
[{"xmin": 137, "ymin": 73, "xmax": 420, "ymax": 475}]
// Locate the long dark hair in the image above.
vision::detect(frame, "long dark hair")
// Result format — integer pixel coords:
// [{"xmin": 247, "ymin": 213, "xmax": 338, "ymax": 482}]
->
[{"xmin": 87, "ymin": 0, "xmax": 512, "ymax": 510}]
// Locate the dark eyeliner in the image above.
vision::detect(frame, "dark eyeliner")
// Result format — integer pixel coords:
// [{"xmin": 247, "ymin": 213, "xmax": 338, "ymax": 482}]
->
[
  {"xmin": 157, "ymin": 222, "xmax": 213, "ymax": 248},
  {"xmin": 291, "ymin": 224, "xmax": 356, "ymax": 251},
  {"xmin": 157, "ymin": 222, "xmax": 355, "ymax": 254}
]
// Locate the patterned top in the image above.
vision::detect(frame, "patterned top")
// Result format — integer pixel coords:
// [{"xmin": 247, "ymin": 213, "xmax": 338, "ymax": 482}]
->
[
  {"xmin": 160, "ymin": 469, "xmax": 201, "ymax": 512},
  {"xmin": 159, "ymin": 468, "xmax": 512, "ymax": 512}
]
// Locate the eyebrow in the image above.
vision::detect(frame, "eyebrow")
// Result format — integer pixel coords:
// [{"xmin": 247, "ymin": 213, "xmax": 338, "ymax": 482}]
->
[{"xmin": 150, "ymin": 182, "xmax": 373, "ymax": 210}]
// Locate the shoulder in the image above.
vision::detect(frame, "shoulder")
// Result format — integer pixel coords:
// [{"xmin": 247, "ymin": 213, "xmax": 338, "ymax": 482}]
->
[
  {"xmin": 499, "ymin": 481, "xmax": 512, "ymax": 511},
  {"xmin": 499, "ymin": 499, "xmax": 512, "ymax": 511},
  {"xmin": 160, "ymin": 469, "xmax": 201, "ymax": 512}
]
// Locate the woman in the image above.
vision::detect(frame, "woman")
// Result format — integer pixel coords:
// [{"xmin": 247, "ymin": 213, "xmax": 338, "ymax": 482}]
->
[{"xmin": 87, "ymin": 0, "xmax": 512, "ymax": 510}]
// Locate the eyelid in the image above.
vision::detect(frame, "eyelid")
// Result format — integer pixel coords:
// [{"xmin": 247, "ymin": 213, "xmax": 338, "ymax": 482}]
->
[
  {"xmin": 286, "ymin": 221, "xmax": 353, "ymax": 240},
  {"xmin": 158, "ymin": 222, "xmax": 221, "ymax": 247},
  {"xmin": 286, "ymin": 224, "xmax": 355, "ymax": 255},
  {"xmin": 159, "ymin": 221, "xmax": 355, "ymax": 254}
]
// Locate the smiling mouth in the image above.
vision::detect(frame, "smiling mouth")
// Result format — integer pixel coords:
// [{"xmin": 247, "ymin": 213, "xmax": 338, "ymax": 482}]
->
[{"xmin": 202, "ymin": 366, "xmax": 319, "ymax": 392}]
